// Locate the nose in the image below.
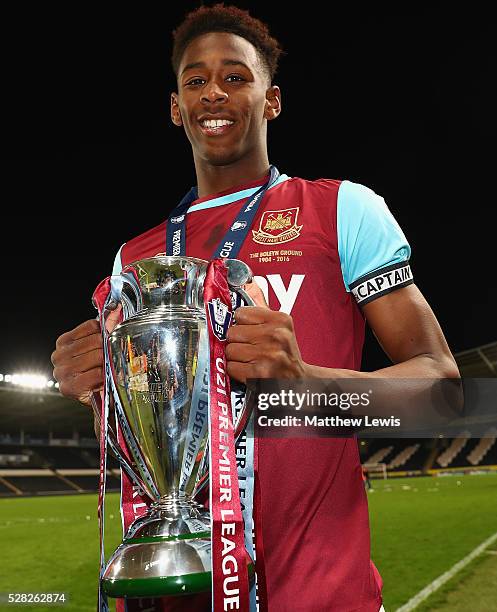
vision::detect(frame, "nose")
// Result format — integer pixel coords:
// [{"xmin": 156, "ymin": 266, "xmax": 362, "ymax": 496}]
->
[{"xmin": 200, "ymin": 79, "xmax": 228, "ymax": 104}]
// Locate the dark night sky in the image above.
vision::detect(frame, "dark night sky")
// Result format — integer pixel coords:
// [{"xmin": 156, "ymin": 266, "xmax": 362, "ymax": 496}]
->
[{"xmin": 1, "ymin": 4, "xmax": 494, "ymax": 377}]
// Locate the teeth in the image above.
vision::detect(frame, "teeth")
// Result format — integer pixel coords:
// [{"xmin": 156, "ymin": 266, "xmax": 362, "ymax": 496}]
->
[{"xmin": 201, "ymin": 119, "xmax": 234, "ymax": 128}]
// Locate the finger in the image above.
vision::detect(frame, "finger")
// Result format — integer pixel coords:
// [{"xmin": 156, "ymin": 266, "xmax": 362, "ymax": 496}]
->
[
  {"xmin": 227, "ymin": 322, "xmax": 265, "ymax": 344},
  {"xmin": 225, "ymin": 342, "xmax": 258, "ymax": 363},
  {"xmin": 53, "ymin": 349, "xmax": 104, "ymax": 385},
  {"xmin": 52, "ymin": 333, "xmax": 102, "ymax": 363},
  {"xmin": 56, "ymin": 319, "xmax": 101, "ymax": 348},
  {"xmin": 233, "ymin": 306, "xmax": 273, "ymax": 325},
  {"xmin": 71, "ymin": 348, "xmax": 104, "ymax": 374},
  {"xmin": 105, "ymin": 304, "xmax": 122, "ymax": 333},
  {"xmin": 58, "ymin": 367, "xmax": 104, "ymax": 401},
  {"xmin": 78, "ymin": 367, "xmax": 104, "ymax": 391},
  {"xmin": 227, "ymin": 320, "xmax": 290, "ymax": 345},
  {"xmin": 243, "ymin": 281, "xmax": 269, "ymax": 308},
  {"xmin": 226, "ymin": 361, "xmax": 250, "ymax": 385}
]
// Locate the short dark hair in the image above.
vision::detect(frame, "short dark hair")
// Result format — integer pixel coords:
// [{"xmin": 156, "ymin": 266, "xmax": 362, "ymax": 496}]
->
[{"xmin": 171, "ymin": 3, "xmax": 285, "ymax": 84}]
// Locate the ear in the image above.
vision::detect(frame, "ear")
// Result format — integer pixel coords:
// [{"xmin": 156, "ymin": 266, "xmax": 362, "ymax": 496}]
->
[
  {"xmin": 264, "ymin": 85, "xmax": 282, "ymax": 121},
  {"xmin": 171, "ymin": 92, "xmax": 183, "ymax": 127}
]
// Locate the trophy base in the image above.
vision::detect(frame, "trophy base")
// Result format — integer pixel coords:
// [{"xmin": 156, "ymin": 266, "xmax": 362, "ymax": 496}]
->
[
  {"xmin": 101, "ymin": 497, "xmax": 254, "ymax": 598},
  {"xmin": 102, "ymin": 538, "xmax": 212, "ymax": 598}
]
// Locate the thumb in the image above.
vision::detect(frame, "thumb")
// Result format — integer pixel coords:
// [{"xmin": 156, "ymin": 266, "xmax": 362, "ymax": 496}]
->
[
  {"xmin": 243, "ymin": 280, "xmax": 269, "ymax": 308},
  {"xmin": 105, "ymin": 303, "xmax": 122, "ymax": 333}
]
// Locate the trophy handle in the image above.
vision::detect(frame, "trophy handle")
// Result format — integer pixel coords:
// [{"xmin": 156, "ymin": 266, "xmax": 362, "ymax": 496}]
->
[
  {"xmin": 119, "ymin": 271, "xmax": 142, "ymax": 319},
  {"xmin": 224, "ymin": 258, "xmax": 253, "ymax": 294}
]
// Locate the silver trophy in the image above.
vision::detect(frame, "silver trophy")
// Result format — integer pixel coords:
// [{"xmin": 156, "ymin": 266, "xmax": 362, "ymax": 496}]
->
[{"xmin": 98, "ymin": 256, "xmax": 254, "ymax": 599}]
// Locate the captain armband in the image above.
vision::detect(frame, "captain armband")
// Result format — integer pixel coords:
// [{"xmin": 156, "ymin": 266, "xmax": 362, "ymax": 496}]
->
[{"xmin": 350, "ymin": 261, "xmax": 414, "ymax": 307}]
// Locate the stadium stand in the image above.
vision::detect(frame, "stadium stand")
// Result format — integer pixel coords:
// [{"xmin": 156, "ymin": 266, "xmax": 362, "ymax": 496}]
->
[
  {"xmin": 455, "ymin": 342, "xmax": 497, "ymax": 377},
  {"xmin": 388, "ymin": 444, "xmax": 421, "ymax": 470},
  {"xmin": 36, "ymin": 446, "xmax": 96, "ymax": 469},
  {"xmin": 0, "ymin": 479, "xmax": 15, "ymax": 494},
  {"xmin": 0, "ymin": 446, "xmax": 46, "ymax": 468},
  {"xmin": 363, "ymin": 441, "xmax": 432, "ymax": 473},
  {"xmin": 365, "ymin": 445, "xmax": 394, "ymax": 464},
  {"xmin": 399, "ymin": 444, "xmax": 432, "ymax": 472},
  {"xmin": 436, "ymin": 431, "xmax": 471, "ymax": 467},
  {"xmin": 1, "ymin": 341, "xmax": 496, "ymax": 494},
  {"xmin": 449, "ymin": 438, "xmax": 481, "ymax": 467},
  {"xmin": 62, "ymin": 475, "xmax": 99, "ymax": 490},
  {"xmin": 6, "ymin": 475, "xmax": 75, "ymax": 494},
  {"xmin": 0, "ymin": 452, "xmax": 29, "ymax": 466},
  {"xmin": 79, "ymin": 448, "xmax": 100, "ymax": 468},
  {"xmin": 0, "ymin": 383, "xmax": 110, "ymax": 496},
  {"xmin": 467, "ymin": 428, "xmax": 497, "ymax": 465},
  {"xmin": 479, "ymin": 436, "xmax": 497, "ymax": 465}
]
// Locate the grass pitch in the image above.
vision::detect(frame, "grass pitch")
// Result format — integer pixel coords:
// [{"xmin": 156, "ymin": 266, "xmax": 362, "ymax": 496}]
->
[
  {"xmin": 368, "ymin": 473, "xmax": 497, "ymax": 610},
  {"xmin": 0, "ymin": 473, "xmax": 496, "ymax": 611},
  {"xmin": 0, "ymin": 493, "xmax": 122, "ymax": 612}
]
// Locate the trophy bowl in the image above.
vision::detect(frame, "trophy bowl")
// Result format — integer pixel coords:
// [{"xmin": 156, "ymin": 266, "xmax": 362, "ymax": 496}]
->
[{"xmin": 100, "ymin": 256, "xmax": 254, "ymax": 598}]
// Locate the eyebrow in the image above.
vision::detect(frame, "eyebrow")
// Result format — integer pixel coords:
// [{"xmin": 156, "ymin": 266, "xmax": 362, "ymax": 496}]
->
[{"xmin": 180, "ymin": 59, "xmax": 252, "ymax": 76}]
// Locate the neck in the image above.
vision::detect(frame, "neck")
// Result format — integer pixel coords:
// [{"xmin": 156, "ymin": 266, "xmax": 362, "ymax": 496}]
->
[{"xmin": 194, "ymin": 151, "xmax": 270, "ymax": 199}]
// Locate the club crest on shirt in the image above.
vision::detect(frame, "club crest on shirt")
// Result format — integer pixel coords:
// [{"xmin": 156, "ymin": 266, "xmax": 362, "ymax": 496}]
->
[
  {"xmin": 252, "ymin": 207, "xmax": 303, "ymax": 245},
  {"xmin": 207, "ymin": 298, "xmax": 232, "ymax": 341}
]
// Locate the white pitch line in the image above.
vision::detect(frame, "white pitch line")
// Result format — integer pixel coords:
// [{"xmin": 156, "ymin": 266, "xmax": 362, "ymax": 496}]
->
[{"xmin": 396, "ymin": 531, "xmax": 497, "ymax": 611}]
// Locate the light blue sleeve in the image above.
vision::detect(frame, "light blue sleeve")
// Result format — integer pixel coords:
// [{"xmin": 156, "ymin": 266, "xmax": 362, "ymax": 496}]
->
[
  {"xmin": 337, "ymin": 181, "xmax": 413, "ymax": 306},
  {"xmin": 112, "ymin": 243, "xmax": 125, "ymax": 276}
]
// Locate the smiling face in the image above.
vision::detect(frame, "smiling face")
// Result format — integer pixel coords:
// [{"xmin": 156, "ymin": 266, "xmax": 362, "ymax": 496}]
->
[{"xmin": 171, "ymin": 32, "xmax": 281, "ymax": 167}]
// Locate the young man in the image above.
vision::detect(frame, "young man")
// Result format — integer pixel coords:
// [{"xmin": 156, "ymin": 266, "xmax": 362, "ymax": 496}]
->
[{"xmin": 51, "ymin": 5, "xmax": 459, "ymax": 611}]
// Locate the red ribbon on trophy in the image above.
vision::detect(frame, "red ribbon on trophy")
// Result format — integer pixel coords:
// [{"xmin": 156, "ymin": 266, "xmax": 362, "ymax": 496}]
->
[{"xmin": 204, "ymin": 259, "xmax": 251, "ymax": 612}]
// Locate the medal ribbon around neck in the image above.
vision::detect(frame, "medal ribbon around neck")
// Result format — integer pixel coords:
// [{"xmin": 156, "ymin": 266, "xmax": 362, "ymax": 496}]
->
[{"xmin": 166, "ymin": 165, "xmax": 280, "ymax": 259}]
